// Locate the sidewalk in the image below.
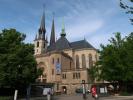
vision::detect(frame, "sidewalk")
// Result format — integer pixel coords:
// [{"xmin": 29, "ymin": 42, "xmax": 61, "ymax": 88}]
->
[{"xmin": 100, "ymin": 95, "xmax": 133, "ymax": 100}]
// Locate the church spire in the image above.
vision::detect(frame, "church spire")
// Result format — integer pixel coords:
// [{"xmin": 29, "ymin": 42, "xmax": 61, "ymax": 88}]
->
[
  {"xmin": 50, "ymin": 13, "xmax": 55, "ymax": 45},
  {"xmin": 60, "ymin": 18, "xmax": 66, "ymax": 37},
  {"xmin": 38, "ymin": 8, "xmax": 46, "ymax": 39}
]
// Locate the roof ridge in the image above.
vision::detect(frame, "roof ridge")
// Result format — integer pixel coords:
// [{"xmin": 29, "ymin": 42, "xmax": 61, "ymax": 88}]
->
[{"xmin": 70, "ymin": 39, "xmax": 85, "ymax": 44}]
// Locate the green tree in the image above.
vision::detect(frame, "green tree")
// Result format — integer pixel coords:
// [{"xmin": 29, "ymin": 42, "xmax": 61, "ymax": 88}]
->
[
  {"xmin": 0, "ymin": 29, "xmax": 42, "ymax": 89},
  {"xmin": 93, "ymin": 32, "xmax": 133, "ymax": 92},
  {"xmin": 88, "ymin": 63, "xmax": 100, "ymax": 83},
  {"xmin": 120, "ymin": 0, "xmax": 133, "ymax": 24}
]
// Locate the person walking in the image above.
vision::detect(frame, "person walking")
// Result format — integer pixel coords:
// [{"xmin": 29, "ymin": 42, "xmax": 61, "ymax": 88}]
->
[{"xmin": 91, "ymin": 85, "xmax": 98, "ymax": 100}]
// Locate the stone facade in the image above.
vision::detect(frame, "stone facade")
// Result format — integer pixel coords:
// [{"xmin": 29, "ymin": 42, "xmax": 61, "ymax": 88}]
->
[{"xmin": 34, "ymin": 12, "xmax": 99, "ymax": 94}]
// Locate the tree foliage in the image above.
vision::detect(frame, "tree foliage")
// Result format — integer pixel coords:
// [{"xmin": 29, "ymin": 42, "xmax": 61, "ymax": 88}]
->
[
  {"xmin": 0, "ymin": 29, "xmax": 42, "ymax": 89},
  {"xmin": 120, "ymin": 0, "xmax": 133, "ymax": 24},
  {"xmin": 91, "ymin": 32, "xmax": 133, "ymax": 91}
]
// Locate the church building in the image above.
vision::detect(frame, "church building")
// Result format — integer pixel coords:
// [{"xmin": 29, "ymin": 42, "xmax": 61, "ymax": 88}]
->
[{"xmin": 34, "ymin": 12, "xmax": 99, "ymax": 94}]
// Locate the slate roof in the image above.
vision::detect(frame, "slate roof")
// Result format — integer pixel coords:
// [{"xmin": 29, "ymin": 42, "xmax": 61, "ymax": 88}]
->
[
  {"xmin": 47, "ymin": 37, "xmax": 95, "ymax": 52},
  {"xmin": 70, "ymin": 40, "xmax": 95, "ymax": 50}
]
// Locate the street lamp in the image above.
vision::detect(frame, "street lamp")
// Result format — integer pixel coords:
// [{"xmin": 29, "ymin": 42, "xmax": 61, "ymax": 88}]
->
[
  {"xmin": 14, "ymin": 64, "xmax": 22, "ymax": 100},
  {"xmin": 82, "ymin": 80, "xmax": 86, "ymax": 99}
]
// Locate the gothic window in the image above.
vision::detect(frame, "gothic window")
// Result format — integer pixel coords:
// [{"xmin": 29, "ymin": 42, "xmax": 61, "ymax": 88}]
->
[
  {"xmin": 82, "ymin": 54, "xmax": 86, "ymax": 68},
  {"xmin": 76, "ymin": 55, "xmax": 80, "ymax": 69},
  {"xmin": 52, "ymin": 69, "xmax": 54, "ymax": 75},
  {"xmin": 73, "ymin": 73, "xmax": 75, "ymax": 79},
  {"xmin": 62, "ymin": 73, "xmax": 66, "ymax": 79},
  {"xmin": 73, "ymin": 72, "xmax": 80, "ymax": 79},
  {"xmin": 52, "ymin": 58, "xmax": 54, "ymax": 64},
  {"xmin": 89, "ymin": 54, "xmax": 93, "ymax": 68},
  {"xmin": 78, "ymin": 73, "xmax": 80, "ymax": 79},
  {"xmin": 37, "ymin": 41, "xmax": 39, "ymax": 47},
  {"xmin": 70, "ymin": 61, "xmax": 72, "ymax": 69},
  {"xmin": 57, "ymin": 58, "xmax": 60, "ymax": 63}
]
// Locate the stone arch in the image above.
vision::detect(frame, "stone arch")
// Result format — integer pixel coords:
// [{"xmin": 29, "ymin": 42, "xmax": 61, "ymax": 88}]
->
[{"xmin": 37, "ymin": 62, "xmax": 46, "ymax": 71}]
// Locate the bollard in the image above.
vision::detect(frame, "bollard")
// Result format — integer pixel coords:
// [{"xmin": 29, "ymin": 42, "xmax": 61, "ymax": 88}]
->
[
  {"xmin": 14, "ymin": 90, "xmax": 18, "ymax": 100},
  {"xmin": 47, "ymin": 92, "xmax": 51, "ymax": 100}
]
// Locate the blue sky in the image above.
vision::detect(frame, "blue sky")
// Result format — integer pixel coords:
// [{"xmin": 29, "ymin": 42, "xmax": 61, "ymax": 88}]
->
[{"xmin": 0, "ymin": 0, "xmax": 132, "ymax": 49}]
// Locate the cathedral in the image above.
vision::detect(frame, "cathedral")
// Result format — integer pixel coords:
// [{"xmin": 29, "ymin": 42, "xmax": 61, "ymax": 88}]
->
[{"xmin": 34, "ymin": 12, "xmax": 99, "ymax": 94}]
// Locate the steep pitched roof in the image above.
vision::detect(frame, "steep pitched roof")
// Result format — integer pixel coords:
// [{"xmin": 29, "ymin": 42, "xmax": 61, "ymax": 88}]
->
[
  {"xmin": 70, "ymin": 40, "xmax": 95, "ymax": 50},
  {"xmin": 55, "ymin": 36, "xmax": 71, "ymax": 50},
  {"xmin": 47, "ymin": 36, "xmax": 71, "ymax": 52},
  {"xmin": 47, "ymin": 39, "xmax": 95, "ymax": 52}
]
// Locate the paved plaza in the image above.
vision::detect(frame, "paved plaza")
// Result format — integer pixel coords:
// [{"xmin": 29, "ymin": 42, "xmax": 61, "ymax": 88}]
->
[{"xmin": 19, "ymin": 94, "xmax": 133, "ymax": 100}]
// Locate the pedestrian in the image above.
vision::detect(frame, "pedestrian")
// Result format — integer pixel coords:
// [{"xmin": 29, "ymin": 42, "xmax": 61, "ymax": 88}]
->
[{"xmin": 91, "ymin": 85, "xmax": 98, "ymax": 100}]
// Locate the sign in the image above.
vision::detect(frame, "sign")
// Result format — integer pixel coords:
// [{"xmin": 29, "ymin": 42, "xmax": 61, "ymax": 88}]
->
[
  {"xmin": 56, "ymin": 62, "xmax": 61, "ymax": 74},
  {"xmin": 100, "ymin": 88, "xmax": 105, "ymax": 93}
]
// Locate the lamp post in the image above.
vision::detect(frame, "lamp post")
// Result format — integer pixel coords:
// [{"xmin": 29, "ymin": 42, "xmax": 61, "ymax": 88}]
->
[
  {"xmin": 82, "ymin": 80, "xmax": 86, "ymax": 99},
  {"xmin": 14, "ymin": 65, "xmax": 21, "ymax": 100}
]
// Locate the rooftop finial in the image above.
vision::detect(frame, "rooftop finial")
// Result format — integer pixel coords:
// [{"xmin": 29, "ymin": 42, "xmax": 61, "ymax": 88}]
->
[{"xmin": 61, "ymin": 17, "xmax": 66, "ymax": 37}]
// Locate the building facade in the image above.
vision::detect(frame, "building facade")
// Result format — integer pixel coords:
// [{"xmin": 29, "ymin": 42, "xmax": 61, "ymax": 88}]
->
[{"xmin": 34, "ymin": 12, "xmax": 99, "ymax": 94}]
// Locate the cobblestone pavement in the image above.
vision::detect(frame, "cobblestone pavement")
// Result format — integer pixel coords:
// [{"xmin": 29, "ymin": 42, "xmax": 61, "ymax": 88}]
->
[{"xmin": 19, "ymin": 94, "xmax": 133, "ymax": 100}]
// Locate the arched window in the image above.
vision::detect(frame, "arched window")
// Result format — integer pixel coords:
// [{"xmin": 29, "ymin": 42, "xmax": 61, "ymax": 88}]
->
[
  {"xmin": 57, "ymin": 58, "xmax": 60, "ymax": 63},
  {"xmin": 52, "ymin": 58, "xmax": 54, "ymax": 64},
  {"xmin": 89, "ymin": 54, "xmax": 93, "ymax": 68},
  {"xmin": 37, "ymin": 41, "xmax": 39, "ymax": 47},
  {"xmin": 82, "ymin": 54, "xmax": 86, "ymax": 68},
  {"xmin": 76, "ymin": 55, "xmax": 80, "ymax": 69}
]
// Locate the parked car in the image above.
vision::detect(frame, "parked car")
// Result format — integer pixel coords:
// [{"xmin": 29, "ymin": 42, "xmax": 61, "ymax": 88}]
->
[{"xmin": 75, "ymin": 88, "xmax": 91, "ymax": 94}]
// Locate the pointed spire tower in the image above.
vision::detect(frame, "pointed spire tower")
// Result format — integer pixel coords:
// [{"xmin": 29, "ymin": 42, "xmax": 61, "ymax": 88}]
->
[
  {"xmin": 61, "ymin": 18, "xmax": 66, "ymax": 37},
  {"xmin": 50, "ymin": 13, "xmax": 55, "ymax": 45},
  {"xmin": 34, "ymin": 6, "xmax": 47, "ymax": 55},
  {"xmin": 38, "ymin": 10, "xmax": 46, "ymax": 39}
]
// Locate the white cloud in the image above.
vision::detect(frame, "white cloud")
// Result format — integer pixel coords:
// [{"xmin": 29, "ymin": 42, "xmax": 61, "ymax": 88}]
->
[{"xmin": 67, "ymin": 19, "xmax": 104, "ymax": 40}]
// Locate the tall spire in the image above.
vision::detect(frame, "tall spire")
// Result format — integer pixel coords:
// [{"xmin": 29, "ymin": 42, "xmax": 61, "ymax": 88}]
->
[
  {"xmin": 38, "ymin": 6, "xmax": 46, "ymax": 39},
  {"xmin": 60, "ymin": 18, "xmax": 66, "ymax": 37},
  {"xmin": 50, "ymin": 13, "xmax": 55, "ymax": 45}
]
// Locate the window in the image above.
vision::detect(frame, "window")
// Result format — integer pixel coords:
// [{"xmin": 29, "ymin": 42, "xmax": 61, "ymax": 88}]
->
[
  {"xmin": 70, "ymin": 61, "xmax": 72, "ymax": 69},
  {"xmin": 62, "ymin": 74, "xmax": 66, "ymax": 79},
  {"xmin": 76, "ymin": 55, "xmax": 80, "ymax": 69},
  {"xmin": 76, "ymin": 73, "xmax": 78, "ymax": 79},
  {"xmin": 89, "ymin": 54, "xmax": 93, "ymax": 68},
  {"xmin": 78, "ymin": 73, "xmax": 80, "ymax": 79},
  {"xmin": 57, "ymin": 83, "xmax": 59, "ymax": 90},
  {"xmin": 73, "ymin": 73, "xmax": 75, "ymax": 79},
  {"xmin": 52, "ymin": 58, "xmax": 54, "ymax": 64},
  {"xmin": 57, "ymin": 58, "xmax": 60, "ymax": 63},
  {"xmin": 82, "ymin": 54, "xmax": 86, "ymax": 68},
  {"xmin": 52, "ymin": 69, "xmax": 54, "ymax": 75},
  {"xmin": 73, "ymin": 72, "xmax": 80, "ymax": 79},
  {"xmin": 37, "ymin": 41, "xmax": 39, "ymax": 47}
]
